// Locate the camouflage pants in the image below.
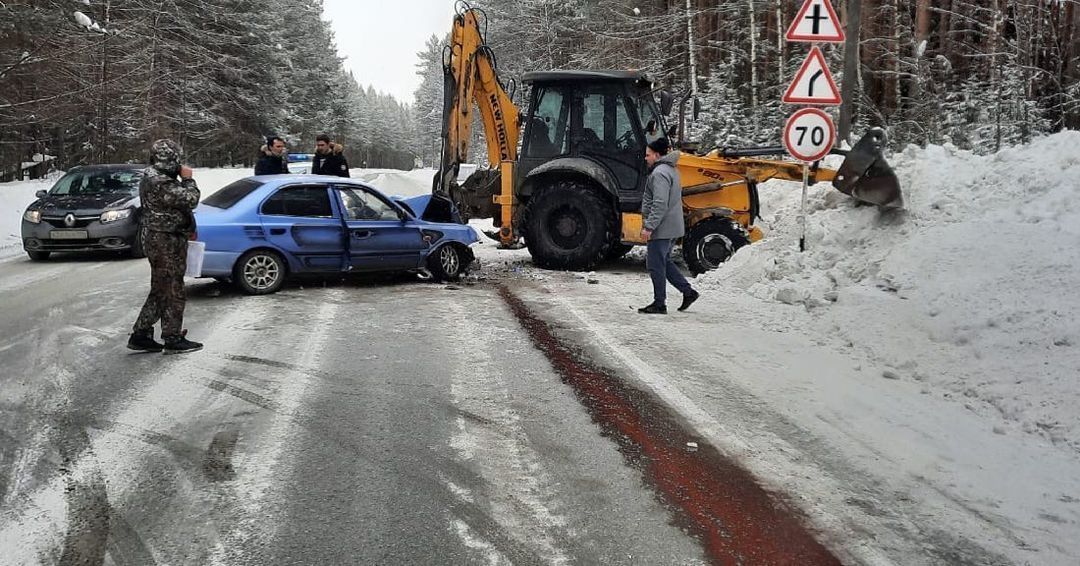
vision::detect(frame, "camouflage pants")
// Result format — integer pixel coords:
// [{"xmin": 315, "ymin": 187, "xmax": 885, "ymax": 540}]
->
[{"xmin": 132, "ymin": 229, "xmax": 188, "ymax": 338}]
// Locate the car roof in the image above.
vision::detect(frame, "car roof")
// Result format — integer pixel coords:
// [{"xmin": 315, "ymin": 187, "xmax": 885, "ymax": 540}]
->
[
  {"xmin": 252, "ymin": 174, "xmax": 371, "ymax": 185},
  {"xmin": 67, "ymin": 164, "xmax": 145, "ymax": 173}
]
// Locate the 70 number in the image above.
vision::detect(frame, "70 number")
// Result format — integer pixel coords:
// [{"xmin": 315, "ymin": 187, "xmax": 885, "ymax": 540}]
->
[{"xmin": 795, "ymin": 125, "xmax": 826, "ymax": 146}]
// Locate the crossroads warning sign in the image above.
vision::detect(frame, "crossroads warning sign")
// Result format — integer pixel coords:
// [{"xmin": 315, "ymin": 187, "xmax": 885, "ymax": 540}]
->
[
  {"xmin": 782, "ymin": 46, "xmax": 842, "ymax": 105},
  {"xmin": 786, "ymin": 0, "xmax": 845, "ymax": 43}
]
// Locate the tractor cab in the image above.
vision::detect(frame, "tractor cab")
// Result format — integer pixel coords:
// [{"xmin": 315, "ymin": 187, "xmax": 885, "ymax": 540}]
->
[{"xmin": 516, "ymin": 71, "xmax": 671, "ymax": 212}]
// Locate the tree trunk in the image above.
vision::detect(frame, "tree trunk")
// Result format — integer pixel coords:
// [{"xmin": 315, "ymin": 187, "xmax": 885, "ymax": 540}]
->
[
  {"xmin": 839, "ymin": 0, "xmax": 862, "ymax": 142},
  {"xmin": 916, "ymin": 0, "xmax": 932, "ymax": 45}
]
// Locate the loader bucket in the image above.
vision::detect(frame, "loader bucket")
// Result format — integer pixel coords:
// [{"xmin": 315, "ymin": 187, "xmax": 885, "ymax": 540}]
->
[{"xmin": 833, "ymin": 128, "xmax": 903, "ymax": 209}]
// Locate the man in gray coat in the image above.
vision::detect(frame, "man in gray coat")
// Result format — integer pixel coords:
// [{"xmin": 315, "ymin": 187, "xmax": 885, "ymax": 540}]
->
[{"xmin": 638, "ymin": 137, "xmax": 700, "ymax": 314}]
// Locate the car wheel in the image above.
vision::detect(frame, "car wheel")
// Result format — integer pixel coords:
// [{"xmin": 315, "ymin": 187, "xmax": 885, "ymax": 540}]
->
[
  {"xmin": 427, "ymin": 243, "xmax": 468, "ymax": 282},
  {"xmin": 26, "ymin": 250, "xmax": 50, "ymax": 261},
  {"xmin": 128, "ymin": 230, "xmax": 146, "ymax": 259},
  {"xmin": 682, "ymin": 217, "xmax": 750, "ymax": 275},
  {"xmin": 233, "ymin": 250, "xmax": 287, "ymax": 295}
]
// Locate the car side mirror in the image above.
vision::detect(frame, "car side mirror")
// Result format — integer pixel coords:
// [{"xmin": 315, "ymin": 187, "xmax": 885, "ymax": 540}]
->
[
  {"xmin": 35, "ymin": 190, "xmax": 48, "ymax": 199},
  {"xmin": 659, "ymin": 90, "xmax": 674, "ymax": 117},
  {"xmin": 645, "ymin": 119, "xmax": 658, "ymax": 136}
]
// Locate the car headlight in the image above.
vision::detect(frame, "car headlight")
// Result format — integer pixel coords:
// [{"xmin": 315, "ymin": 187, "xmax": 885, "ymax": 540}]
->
[
  {"xmin": 100, "ymin": 208, "xmax": 133, "ymax": 223},
  {"xmin": 23, "ymin": 210, "xmax": 41, "ymax": 224}
]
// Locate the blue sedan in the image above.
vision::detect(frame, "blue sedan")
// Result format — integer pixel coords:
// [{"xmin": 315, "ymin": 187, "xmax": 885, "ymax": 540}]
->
[{"xmin": 194, "ymin": 175, "xmax": 480, "ymax": 294}]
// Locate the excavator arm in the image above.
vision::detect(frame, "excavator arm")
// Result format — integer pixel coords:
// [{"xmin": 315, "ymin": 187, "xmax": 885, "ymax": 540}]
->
[{"xmin": 436, "ymin": 2, "xmax": 520, "ymax": 242}]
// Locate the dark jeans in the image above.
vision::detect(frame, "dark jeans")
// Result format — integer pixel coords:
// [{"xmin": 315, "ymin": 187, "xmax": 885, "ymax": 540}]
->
[{"xmin": 646, "ymin": 238, "xmax": 693, "ymax": 306}]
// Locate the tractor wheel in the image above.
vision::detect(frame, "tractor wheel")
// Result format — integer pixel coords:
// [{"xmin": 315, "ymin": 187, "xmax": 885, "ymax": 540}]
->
[
  {"xmin": 682, "ymin": 217, "xmax": 750, "ymax": 275},
  {"xmin": 522, "ymin": 179, "xmax": 616, "ymax": 270}
]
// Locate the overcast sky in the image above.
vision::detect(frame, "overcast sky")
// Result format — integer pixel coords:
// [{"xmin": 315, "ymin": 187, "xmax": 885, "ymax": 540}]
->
[{"xmin": 324, "ymin": 0, "xmax": 457, "ymax": 104}]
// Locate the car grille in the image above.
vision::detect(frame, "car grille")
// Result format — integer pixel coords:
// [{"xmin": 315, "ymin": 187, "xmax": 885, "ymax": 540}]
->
[{"xmin": 42, "ymin": 215, "xmax": 97, "ymax": 229}]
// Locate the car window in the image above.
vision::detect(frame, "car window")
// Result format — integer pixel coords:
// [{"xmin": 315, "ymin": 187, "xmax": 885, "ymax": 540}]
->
[
  {"xmin": 203, "ymin": 179, "xmax": 264, "ymax": 209},
  {"xmin": 260, "ymin": 185, "xmax": 332, "ymax": 217},
  {"xmin": 337, "ymin": 187, "xmax": 400, "ymax": 221},
  {"xmin": 51, "ymin": 169, "xmax": 142, "ymax": 196}
]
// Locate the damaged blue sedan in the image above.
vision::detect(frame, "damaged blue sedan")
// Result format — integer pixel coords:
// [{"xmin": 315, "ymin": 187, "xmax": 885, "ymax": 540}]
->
[{"xmin": 194, "ymin": 175, "xmax": 480, "ymax": 295}]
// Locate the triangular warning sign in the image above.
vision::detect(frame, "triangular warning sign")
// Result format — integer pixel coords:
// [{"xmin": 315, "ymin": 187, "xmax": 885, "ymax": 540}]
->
[
  {"xmin": 782, "ymin": 46, "xmax": 842, "ymax": 105},
  {"xmin": 786, "ymin": 0, "xmax": 845, "ymax": 43}
]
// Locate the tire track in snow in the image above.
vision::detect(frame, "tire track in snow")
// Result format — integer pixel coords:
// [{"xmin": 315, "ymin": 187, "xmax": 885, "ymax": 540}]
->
[
  {"xmin": 443, "ymin": 297, "xmax": 572, "ymax": 566},
  {"xmin": 207, "ymin": 292, "xmax": 340, "ymax": 566},
  {"xmin": 0, "ymin": 299, "xmax": 266, "ymax": 565}
]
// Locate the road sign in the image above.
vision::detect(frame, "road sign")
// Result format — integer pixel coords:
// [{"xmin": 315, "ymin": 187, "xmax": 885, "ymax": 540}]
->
[
  {"xmin": 782, "ymin": 46, "xmax": 842, "ymax": 105},
  {"xmin": 786, "ymin": 0, "xmax": 845, "ymax": 43},
  {"xmin": 783, "ymin": 108, "xmax": 835, "ymax": 163}
]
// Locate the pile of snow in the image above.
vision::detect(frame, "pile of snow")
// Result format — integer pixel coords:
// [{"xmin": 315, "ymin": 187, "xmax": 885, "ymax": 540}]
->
[{"xmin": 698, "ymin": 131, "xmax": 1080, "ymax": 451}]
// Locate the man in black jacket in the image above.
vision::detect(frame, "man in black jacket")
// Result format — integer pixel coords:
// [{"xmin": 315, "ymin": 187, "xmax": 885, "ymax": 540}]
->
[
  {"xmin": 311, "ymin": 134, "xmax": 350, "ymax": 177},
  {"xmin": 255, "ymin": 135, "xmax": 289, "ymax": 175}
]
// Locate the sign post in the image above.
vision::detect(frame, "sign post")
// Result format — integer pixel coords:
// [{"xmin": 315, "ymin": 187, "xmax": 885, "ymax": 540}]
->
[{"xmin": 782, "ymin": 0, "xmax": 845, "ymax": 253}]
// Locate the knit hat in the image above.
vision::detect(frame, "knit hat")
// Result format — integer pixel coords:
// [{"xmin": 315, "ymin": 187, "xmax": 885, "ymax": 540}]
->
[{"xmin": 647, "ymin": 137, "xmax": 670, "ymax": 155}]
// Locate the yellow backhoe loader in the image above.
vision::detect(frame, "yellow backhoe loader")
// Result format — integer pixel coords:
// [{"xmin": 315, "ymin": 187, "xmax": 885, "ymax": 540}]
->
[{"xmin": 435, "ymin": 2, "xmax": 902, "ymax": 274}]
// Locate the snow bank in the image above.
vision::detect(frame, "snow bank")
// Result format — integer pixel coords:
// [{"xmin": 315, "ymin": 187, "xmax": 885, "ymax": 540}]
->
[{"xmin": 698, "ymin": 131, "xmax": 1080, "ymax": 451}]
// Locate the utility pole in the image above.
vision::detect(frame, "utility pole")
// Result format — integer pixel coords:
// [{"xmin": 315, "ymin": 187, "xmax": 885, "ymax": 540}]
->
[{"xmin": 838, "ymin": 0, "xmax": 861, "ymax": 143}]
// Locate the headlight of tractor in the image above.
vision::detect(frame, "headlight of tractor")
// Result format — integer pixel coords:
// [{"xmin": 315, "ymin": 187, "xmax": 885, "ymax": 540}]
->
[
  {"xmin": 100, "ymin": 208, "xmax": 133, "ymax": 223},
  {"xmin": 23, "ymin": 210, "xmax": 41, "ymax": 224}
]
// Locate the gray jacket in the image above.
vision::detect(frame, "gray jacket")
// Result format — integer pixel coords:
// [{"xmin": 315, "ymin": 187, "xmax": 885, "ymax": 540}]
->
[{"xmin": 641, "ymin": 151, "xmax": 684, "ymax": 240}]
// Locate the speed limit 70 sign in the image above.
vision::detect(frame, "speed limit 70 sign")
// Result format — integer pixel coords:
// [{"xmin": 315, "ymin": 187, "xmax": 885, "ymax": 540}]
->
[{"xmin": 783, "ymin": 108, "xmax": 836, "ymax": 162}]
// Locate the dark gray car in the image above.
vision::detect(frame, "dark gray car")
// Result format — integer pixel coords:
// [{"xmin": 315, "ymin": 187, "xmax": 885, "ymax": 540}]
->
[{"xmin": 21, "ymin": 164, "xmax": 146, "ymax": 261}]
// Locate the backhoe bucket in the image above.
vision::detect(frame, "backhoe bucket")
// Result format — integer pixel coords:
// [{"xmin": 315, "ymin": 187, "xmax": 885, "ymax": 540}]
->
[{"xmin": 833, "ymin": 128, "xmax": 903, "ymax": 209}]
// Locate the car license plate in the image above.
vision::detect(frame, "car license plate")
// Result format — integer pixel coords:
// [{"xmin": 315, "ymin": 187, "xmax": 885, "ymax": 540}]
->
[{"xmin": 50, "ymin": 230, "xmax": 89, "ymax": 240}]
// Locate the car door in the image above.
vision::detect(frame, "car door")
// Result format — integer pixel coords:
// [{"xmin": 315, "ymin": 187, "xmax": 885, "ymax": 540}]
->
[
  {"xmin": 334, "ymin": 185, "xmax": 428, "ymax": 272},
  {"xmin": 258, "ymin": 183, "xmax": 346, "ymax": 271}
]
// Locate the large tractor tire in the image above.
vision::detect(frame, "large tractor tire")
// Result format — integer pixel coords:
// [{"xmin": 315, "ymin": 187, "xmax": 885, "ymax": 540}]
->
[
  {"xmin": 682, "ymin": 217, "xmax": 750, "ymax": 275},
  {"xmin": 523, "ymin": 178, "xmax": 617, "ymax": 270}
]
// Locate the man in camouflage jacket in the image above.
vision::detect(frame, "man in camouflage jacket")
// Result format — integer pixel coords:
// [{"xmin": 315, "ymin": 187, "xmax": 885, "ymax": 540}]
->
[{"xmin": 127, "ymin": 139, "xmax": 203, "ymax": 354}]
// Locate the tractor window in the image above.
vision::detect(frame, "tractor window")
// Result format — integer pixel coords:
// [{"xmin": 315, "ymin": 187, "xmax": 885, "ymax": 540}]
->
[
  {"xmin": 636, "ymin": 96, "xmax": 664, "ymax": 143},
  {"xmin": 524, "ymin": 87, "xmax": 570, "ymax": 158},
  {"xmin": 580, "ymin": 92, "xmax": 607, "ymax": 150},
  {"xmin": 613, "ymin": 96, "xmax": 640, "ymax": 153},
  {"xmin": 579, "ymin": 90, "xmax": 638, "ymax": 154}
]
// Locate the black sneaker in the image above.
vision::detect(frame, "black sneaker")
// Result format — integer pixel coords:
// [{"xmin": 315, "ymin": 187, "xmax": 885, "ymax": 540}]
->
[
  {"xmin": 678, "ymin": 290, "xmax": 700, "ymax": 312},
  {"xmin": 637, "ymin": 303, "xmax": 667, "ymax": 314},
  {"xmin": 163, "ymin": 336, "xmax": 203, "ymax": 355},
  {"xmin": 127, "ymin": 331, "xmax": 164, "ymax": 352}
]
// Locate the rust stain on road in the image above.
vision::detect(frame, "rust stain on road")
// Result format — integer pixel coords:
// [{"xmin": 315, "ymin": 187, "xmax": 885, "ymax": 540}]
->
[{"xmin": 499, "ymin": 285, "xmax": 841, "ymax": 566}]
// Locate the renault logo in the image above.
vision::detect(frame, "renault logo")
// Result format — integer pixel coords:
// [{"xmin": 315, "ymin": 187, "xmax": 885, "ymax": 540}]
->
[{"xmin": 64, "ymin": 213, "xmax": 76, "ymax": 227}]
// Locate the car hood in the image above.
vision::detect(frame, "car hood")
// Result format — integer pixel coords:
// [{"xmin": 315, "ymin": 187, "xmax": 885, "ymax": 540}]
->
[
  {"xmin": 395, "ymin": 194, "xmax": 463, "ymax": 224},
  {"xmin": 34, "ymin": 193, "xmax": 139, "ymax": 213}
]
